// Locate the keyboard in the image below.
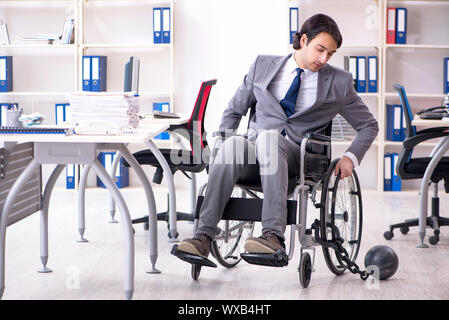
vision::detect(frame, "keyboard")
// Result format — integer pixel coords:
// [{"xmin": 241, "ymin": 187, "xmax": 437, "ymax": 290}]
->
[{"xmin": 153, "ymin": 110, "xmax": 181, "ymax": 119}]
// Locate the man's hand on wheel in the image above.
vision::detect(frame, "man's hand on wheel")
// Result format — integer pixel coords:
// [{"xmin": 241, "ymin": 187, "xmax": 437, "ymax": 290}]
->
[{"xmin": 334, "ymin": 156, "xmax": 354, "ymax": 179}]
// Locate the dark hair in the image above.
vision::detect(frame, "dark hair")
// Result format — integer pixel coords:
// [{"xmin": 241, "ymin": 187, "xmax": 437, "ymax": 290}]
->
[{"xmin": 293, "ymin": 14, "xmax": 342, "ymax": 50}]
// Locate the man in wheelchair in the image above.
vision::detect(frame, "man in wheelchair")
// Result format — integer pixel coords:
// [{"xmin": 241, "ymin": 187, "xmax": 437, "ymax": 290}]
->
[{"xmin": 176, "ymin": 14, "xmax": 378, "ymax": 265}]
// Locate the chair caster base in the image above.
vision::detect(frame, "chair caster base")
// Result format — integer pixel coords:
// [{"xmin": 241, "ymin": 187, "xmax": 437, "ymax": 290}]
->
[
  {"xmin": 241, "ymin": 249, "xmax": 288, "ymax": 267},
  {"xmin": 171, "ymin": 245, "xmax": 217, "ymax": 268}
]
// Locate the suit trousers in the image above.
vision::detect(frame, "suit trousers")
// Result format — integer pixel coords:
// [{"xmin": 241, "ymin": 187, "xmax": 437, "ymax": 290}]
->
[{"xmin": 196, "ymin": 130, "xmax": 301, "ymax": 240}]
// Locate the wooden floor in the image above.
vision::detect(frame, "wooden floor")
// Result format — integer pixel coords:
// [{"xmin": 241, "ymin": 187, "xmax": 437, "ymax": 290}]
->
[{"xmin": 2, "ymin": 187, "xmax": 449, "ymax": 300}]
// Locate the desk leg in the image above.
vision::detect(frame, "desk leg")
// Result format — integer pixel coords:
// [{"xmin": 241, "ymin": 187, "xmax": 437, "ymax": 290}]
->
[
  {"xmin": 39, "ymin": 164, "xmax": 65, "ymax": 273},
  {"xmin": 418, "ymin": 137, "xmax": 449, "ymax": 248},
  {"xmin": 0, "ymin": 159, "xmax": 40, "ymax": 299},
  {"xmin": 119, "ymin": 146, "xmax": 161, "ymax": 274},
  {"xmin": 77, "ymin": 164, "xmax": 91, "ymax": 242},
  {"xmin": 92, "ymin": 159, "xmax": 134, "ymax": 300},
  {"xmin": 144, "ymin": 139, "xmax": 179, "ymax": 242},
  {"xmin": 108, "ymin": 151, "xmax": 121, "ymax": 223}
]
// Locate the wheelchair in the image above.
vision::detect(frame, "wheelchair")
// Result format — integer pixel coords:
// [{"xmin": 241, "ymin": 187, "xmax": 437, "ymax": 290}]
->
[{"xmin": 172, "ymin": 122, "xmax": 365, "ymax": 288}]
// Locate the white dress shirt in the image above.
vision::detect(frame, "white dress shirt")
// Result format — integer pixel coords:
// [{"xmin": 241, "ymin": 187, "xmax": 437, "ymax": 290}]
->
[{"xmin": 268, "ymin": 54, "xmax": 359, "ymax": 167}]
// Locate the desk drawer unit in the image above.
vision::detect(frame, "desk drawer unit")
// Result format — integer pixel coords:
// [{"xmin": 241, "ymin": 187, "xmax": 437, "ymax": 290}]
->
[{"xmin": 0, "ymin": 142, "xmax": 42, "ymax": 226}]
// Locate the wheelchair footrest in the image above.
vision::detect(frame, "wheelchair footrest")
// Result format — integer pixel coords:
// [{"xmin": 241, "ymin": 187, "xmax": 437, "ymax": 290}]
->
[
  {"xmin": 240, "ymin": 249, "xmax": 288, "ymax": 267},
  {"xmin": 171, "ymin": 245, "xmax": 217, "ymax": 268}
]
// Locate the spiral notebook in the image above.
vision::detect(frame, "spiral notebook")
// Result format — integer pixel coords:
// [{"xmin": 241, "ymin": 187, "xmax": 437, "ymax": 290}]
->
[{"xmin": 0, "ymin": 126, "xmax": 70, "ymax": 134}]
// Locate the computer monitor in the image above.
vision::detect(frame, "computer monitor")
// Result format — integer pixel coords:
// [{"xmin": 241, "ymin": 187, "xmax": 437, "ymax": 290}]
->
[{"xmin": 124, "ymin": 56, "xmax": 140, "ymax": 94}]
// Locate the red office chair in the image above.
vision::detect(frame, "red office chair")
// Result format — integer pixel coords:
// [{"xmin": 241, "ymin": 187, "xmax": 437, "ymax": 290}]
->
[{"xmin": 126, "ymin": 79, "xmax": 217, "ymax": 236}]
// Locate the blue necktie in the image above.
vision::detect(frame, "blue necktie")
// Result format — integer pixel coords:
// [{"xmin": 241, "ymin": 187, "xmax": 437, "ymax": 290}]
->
[{"xmin": 280, "ymin": 67, "xmax": 304, "ymax": 118}]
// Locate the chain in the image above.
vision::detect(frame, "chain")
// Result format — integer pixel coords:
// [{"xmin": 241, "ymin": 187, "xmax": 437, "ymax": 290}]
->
[{"xmin": 310, "ymin": 219, "xmax": 373, "ymax": 280}]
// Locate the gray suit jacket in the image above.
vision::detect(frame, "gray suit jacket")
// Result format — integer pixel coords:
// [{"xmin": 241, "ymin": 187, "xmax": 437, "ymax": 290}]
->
[{"xmin": 219, "ymin": 53, "xmax": 379, "ymax": 163}]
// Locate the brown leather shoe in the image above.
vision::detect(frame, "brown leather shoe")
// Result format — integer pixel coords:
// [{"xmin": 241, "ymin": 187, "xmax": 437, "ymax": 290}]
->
[
  {"xmin": 177, "ymin": 233, "xmax": 211, "ymax": 258},
  {"xmin": 245, "ymin": 231, "xmax": 285, "ymax": 254}
]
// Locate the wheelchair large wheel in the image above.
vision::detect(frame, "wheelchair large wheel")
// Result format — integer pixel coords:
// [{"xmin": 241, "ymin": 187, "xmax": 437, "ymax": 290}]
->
[
  {"xmin": 320, "ymin": 159, "xmax": 363, "ymax": 276},
  {"xmin": 210, "ymin": 220, "xmax": 255, "ymax": 268}
]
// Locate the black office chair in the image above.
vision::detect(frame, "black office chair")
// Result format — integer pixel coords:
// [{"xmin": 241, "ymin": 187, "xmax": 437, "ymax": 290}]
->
[
  {"xmin": 126, "ymin": 79, "xmax": 217, "ymax": 237},
  {"xmin": 384, "ymin": 84, "xmax": 449, "ymax": 245}
]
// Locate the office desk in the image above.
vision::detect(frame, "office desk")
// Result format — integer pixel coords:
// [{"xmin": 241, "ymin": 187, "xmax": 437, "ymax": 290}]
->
[
  {"xmin": 77, "ymin": 114, "xmax": 190, "ymax": 243},
  {"xmin": 0, "ymin": 125, "xmax": 167, "ymax": 300},
  {"xmin": 411, "ymin": 116, "xmax": 449, "ymax": 248}
]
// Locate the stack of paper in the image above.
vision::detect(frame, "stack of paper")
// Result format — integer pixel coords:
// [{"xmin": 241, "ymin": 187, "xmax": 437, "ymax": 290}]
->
[{"xmin": 66, "ymin": 93, "xmax": 140, "ymax": 128}]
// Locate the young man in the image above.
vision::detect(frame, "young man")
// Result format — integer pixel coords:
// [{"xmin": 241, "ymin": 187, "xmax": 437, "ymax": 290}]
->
[{"xmin": 176, "ymin": 14, "xmax": 378, "ymax": 259}]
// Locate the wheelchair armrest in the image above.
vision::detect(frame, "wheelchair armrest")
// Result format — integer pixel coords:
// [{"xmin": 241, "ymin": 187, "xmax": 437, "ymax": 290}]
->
[
  {"xmin": 417, "ymin": 127, "xmax": 449, "ymax": 135},
  {"xmin": 305, "ymin": 133, "xmax": 331, "ymax": 142},
  {"xmin": 403, "ymin": 131, "xmax": 449, "ymax": 150}
]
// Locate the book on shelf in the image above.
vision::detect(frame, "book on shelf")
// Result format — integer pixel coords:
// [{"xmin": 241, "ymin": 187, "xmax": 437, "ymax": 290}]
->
[
  {"xmin": 21, "ymin": 17, "xmax": 74, "ymax": 45},
  {"xmin": 0, "ymin": 20, "xmax": 11, "ymax": 45}
]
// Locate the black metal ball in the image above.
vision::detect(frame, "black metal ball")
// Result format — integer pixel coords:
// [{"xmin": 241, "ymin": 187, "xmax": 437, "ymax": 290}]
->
[{"xmin": 364, "ymin": 245, "xmax": 399, "ymax": 280}]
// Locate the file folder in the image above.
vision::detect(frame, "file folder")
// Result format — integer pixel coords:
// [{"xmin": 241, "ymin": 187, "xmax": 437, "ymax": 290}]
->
[
  {"xmin": 55, "ymin": 103, "xmax": 66, "ymax": 124},
  {"xmin": 444, "ymin": 57, "xmax": 449, "ymax": 94},
  {"xmin": 55, "ymin": 103, "xmax": 71, "ymax": 125},
  {"xmin": 0, "ymin": 56, "xmax": 13, "ymax": 92},
  {"xmin": 91, "ymin": 56, "xmax": 107, "ymax": 92},
  {"xmin": 367, "ymin": 56, "xmax": 378, "ymax": 92},
  {"xmin": 386, "ymin": 104, "xmax": 402, "ymax": 141},
  {"xmin": 162, "ymin": 7, "xmax": 171, "ymax": 43},
  {"xmin": 356, "ymin": 56, "xmax": 366, "ymax": 93},
  {"xmin": 153, "ymin": 102, "xmax": 170, "ymax": 140},
  {"xmin": 391, "ymin": 153, "xmax": 402, "ymax": 191},
  {"xmin": 384, "ymin": 153, "xmax": 392, "ymax": 191},
  {"xmin": 66, "ymin": 164, "xmax": 75, "ymax": 189},
  {"xmin": 97, "ymin": 152, "xmax": 129, "ymax": 189},
  {"xmin": 395, "ymin": 8, "xmax": 407, "ymax": 45},
  {"xmin": 153, "ymin": 8, "xmax": 162, "ymax": 44},
  {"xmin": 344, "ymin": 56, "xmax": 357, "ymax": 90},
  {"xmin": 289, "ymin": 7, "xmax": 299, "ymax": 45},
  {"xmin": 82, "ymin": 56, "xmax": 91, "ymax": 91},
  {"xmin": 0, "ymin": 103, "xmax": 8, "ymax": 126},
  {"xmin": 386, "ymin": 7, "xmax": 396, "ymax": 44}
]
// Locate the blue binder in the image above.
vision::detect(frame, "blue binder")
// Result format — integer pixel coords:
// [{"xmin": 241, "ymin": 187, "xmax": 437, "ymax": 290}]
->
[
  {"xmin": 444, "ymin": 57, "xmax": 449, "ymax": 94},
  {"xmin": 82, "ymin": 56, "xmax": 91, "ymax": 91},
  {"xmin": 356, "ymin": 56, "xmax": 366, "ymax": 92},
  {"xmin": 66, "ymin": 164, "xmax": 75, "ymax": 189},
  {"xmin": 384, "ymin": 153, "xmax": 392, "ymax": 191},
  {"xmin": 367, "ymin": 56, "xmax": 378, "ymax": 93},
  {"xmin": 153, "ymin": 7, "xmax": 162, "ymax": 44},
  {"xmin": 391, "ymin": 153, "xmax": 402, "ymax": 191},
  {"xmin": 289, "ymin": 7, "xmax": 299, "ymax": 44},
  {"xmin": 162, "ymin": 7, "xmax": 171, "ymax": 43},
  {"xmin": 97, "ymin": 152, "xmax": 129, "ymax": 189},
  {"xmin": 153, "ymin": 102, "xmax": 171, "ymax": 140},
  {"xmin": 0, "ymin": 56, "xmax": 13, "ymax": 92},
  {"xmin": 395, "ymin": 8, "xmax": 407, "ymax": 44},
  {"xmin": 386, "ymin": 104, "xmax": 403, "ymax": 141},
  {"xmin": 91, "ymin": 56, "xmax": 107, "ymax": 92}
]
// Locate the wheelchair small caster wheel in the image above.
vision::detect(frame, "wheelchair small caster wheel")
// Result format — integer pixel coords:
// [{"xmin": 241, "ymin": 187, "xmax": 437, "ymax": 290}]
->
[
  {"xmin": 191, "ymin": 264, "xmax": 201, "ymax": 280},
  {"xmin": 429, "ymin": 235, "xmax": 439, "ymax": 245},
  {"xmin": 143, "ymin": 222, "xmax": 149, "ymax": 231},
  {"xmin": 400, "ymin": 226, "xmax": 409, "ymax": 235},
  {"xmin": 383, "ymin": 231, "xmax": 394, "ymax": 240},
  {"xmin": 299, "ymin": 252, "xmax": 312, "ymax": 288},
  {"xmin": 168, "ymin": 231, "xmax": 179, "ymax": 239}
]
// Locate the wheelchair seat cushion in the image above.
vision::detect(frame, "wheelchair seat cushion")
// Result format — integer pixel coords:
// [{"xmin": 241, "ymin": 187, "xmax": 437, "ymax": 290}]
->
[{"xmin": 237, "ymin": 176, "xmax": 299, "ymax": 194}]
